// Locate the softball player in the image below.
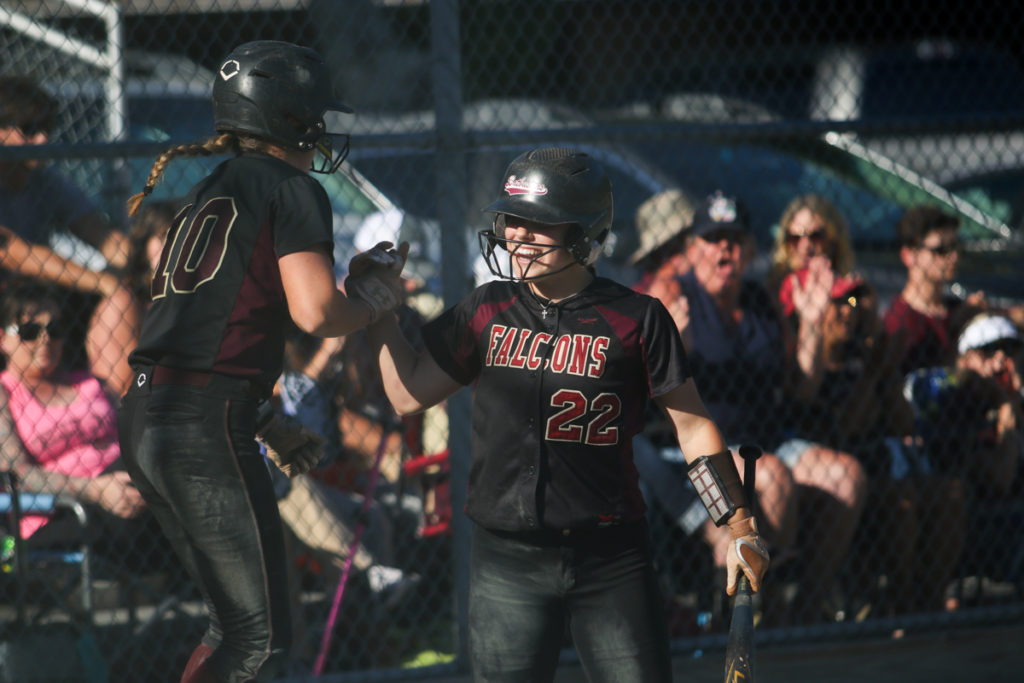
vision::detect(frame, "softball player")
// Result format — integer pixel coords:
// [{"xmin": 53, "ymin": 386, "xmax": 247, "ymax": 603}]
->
[
  {"xmin": 364, "ymin": 147, "xmax": 769, "ymax": 682},
  {"xmin": 117, "ymin": 41, "xmax": 405, "ymax": 683}
]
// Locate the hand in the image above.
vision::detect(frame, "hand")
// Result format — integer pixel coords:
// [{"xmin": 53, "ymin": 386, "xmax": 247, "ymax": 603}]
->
[
  {"xmin": 257, "ymin": 413, "xmax": 326, "ymax": 477},
  {"xmin": 725, "ymin": 515, "xmax": 770, "ymax": 594},
  {"xmin": 87, "ymin": 472, "xmax": 146, "ymax": 519},
  {"xmin": 348, "ymin": 241, "xmax": 406, "ymax": 278},
  {"xmin": 791, "ymin": 257, "xmax": 835, "ymax": 326},
  {"xmin": 345, "ymin": 242, "xmax": 410, "ymax": 322}
]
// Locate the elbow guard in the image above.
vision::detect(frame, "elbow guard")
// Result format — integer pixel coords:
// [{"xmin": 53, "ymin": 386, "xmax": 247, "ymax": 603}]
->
[{"xmin": 687, "ymin": 449, "xmax": 748, "ymax": 526}]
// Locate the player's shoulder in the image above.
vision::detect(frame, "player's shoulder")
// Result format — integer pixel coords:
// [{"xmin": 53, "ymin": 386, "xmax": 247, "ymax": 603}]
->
[{"xmin": 589, "ymin": 276, "xmax": 660, "ymax": 306}]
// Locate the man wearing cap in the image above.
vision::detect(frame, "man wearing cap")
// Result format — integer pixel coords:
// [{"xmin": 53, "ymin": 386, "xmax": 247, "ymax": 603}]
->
[
  {"xmin": 954, "ymin": 313, "xmax": 1023, "ymax": 495},
  {"xmin": 672, "ymin": 191, "xmax": 867, "ymax": 625}
]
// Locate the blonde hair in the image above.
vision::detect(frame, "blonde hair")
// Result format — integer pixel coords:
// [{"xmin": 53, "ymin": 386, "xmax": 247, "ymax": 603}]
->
[
  {"xmin": 127, "ymin": 133, "xmax": 268, "ymax": 218},
  {"xmin": 769, "ymin": 194, "xmax": 855, "ymax": 288}
]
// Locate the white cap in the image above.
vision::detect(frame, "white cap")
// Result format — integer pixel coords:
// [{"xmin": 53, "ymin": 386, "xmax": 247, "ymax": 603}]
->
[{"xmin": 957, "ymin": 314, "xmax": 1021, "ymax": 355}]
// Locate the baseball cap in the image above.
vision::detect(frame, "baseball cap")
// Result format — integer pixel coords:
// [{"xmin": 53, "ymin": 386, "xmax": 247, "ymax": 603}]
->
[
  {"xmin": 628, "ymin": 189, "xmax": 695, "ymax": 265},
  {"xmin": 957, "ymin": 314, "xmax": 1022, "ymax": 355},
  {"xmin": 690, "ymin": 192, "xmax": 751, "ymax": 238}
]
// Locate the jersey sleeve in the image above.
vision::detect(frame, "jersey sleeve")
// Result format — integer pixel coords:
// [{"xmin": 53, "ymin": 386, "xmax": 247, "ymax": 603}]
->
[
  {"xmin": 642, "ymin": 296, "xmax": 691, "ymax": 398},
  {"xmin": 268, "ymin": 175, "xmax": 334, "ymax": 261},
  {"xmin": 421, "ymin": 287, "xmax": 487, "ymax": 386}
]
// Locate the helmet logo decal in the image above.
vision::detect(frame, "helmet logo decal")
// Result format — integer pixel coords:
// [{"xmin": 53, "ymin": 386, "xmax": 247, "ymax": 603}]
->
[
  {"xmin": 219, "ymin": 59, "xmax": 241, "ymax": 81},
  {"xmin": 504, "ymin": 175, "xmax": 548, "ymax": 197}
]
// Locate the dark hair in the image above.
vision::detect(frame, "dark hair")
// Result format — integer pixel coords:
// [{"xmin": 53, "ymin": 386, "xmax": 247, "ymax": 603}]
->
[
  {"xmin": 0, "ymin": 76, "xmax": 58, "ymax": 136},
  {"xmin": 0, "ymin": 278, "xmax": 62, "ymax": 329},
  {"xmin": 127, "ymin": 199, "xmax": 182, "ymax": 301},
  {"xmin": 897, "ymin": 204, "xmax": 960, "ymax": 248}
]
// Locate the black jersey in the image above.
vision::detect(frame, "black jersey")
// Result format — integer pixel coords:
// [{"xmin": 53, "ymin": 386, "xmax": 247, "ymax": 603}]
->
[
  {"xmin": 130, "ymin": 152, "xmax": 333, "ymax": 394},
  {"xmin": 422, "ymin": 277, "xmax": 691, "ymax": 532}
]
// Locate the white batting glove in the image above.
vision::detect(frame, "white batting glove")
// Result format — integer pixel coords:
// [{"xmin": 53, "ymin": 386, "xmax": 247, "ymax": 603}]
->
[
  {"xmin": 256, "ymin": 413, "xmax": 325, "ymax": 477},
  {"xmin": 725, "ymin": 515, "xmax": 770, "ymax": 594},
  {"xmin": 345, "ymin": 241, "xmax": 410, "ymax": 322}
]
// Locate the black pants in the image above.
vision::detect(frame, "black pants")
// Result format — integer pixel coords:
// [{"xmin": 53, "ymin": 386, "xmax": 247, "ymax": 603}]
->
[
  {"xmin": 469, "ymin": 522, "xmax": 672, "ymax": 683},
  {"xmin": 118, "ymin": 369, "xmax": 290, "ymax": 683}
]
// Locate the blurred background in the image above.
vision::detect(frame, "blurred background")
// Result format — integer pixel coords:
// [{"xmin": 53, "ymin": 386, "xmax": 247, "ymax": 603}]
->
[{"xmin": 1, "ymin": 1, "xmax": 1022, "ymax": 681}]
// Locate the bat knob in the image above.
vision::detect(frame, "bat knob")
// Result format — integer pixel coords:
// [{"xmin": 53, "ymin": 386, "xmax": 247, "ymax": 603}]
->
[{"xmin": 738, "ymin": 444, "xmax": 762, "ymax": 463}]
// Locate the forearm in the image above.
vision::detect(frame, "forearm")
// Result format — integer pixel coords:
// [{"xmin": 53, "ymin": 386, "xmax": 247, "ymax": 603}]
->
[
  {"xmin": 792, "ymin": 319, "xmax": 825, "ymax": 400},
  {"xmin": 2, "ymin": 240, "xmax": 113, "ymax": 296},
  {"xmin": 366, "ymin": 315, "xmax": 449, "ymax": 416}
]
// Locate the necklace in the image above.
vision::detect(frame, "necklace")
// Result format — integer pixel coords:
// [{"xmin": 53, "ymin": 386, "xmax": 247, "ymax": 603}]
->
[{"xmin": 538, "ymin": 297, "xmax": 554, "ymax": 319}]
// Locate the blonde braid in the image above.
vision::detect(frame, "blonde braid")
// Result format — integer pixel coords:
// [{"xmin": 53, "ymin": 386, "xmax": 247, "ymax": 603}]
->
[{"xmin": 127, "ymin": 133, "xmax": 242, "ymax": 217}]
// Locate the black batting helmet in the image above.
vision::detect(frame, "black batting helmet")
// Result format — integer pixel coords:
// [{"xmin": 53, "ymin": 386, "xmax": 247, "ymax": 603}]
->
[
  {"xmin": 480, "ymin": 147, "xmax": 613, "ymax": 280},
  {"xmin": 213, "ymin": 41, "xmax": 353, "ymax": 173}
]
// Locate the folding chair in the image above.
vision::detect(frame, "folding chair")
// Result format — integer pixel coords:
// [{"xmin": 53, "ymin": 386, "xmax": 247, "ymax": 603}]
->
[{"xmin": 0, "ymin": 471, "xmax": 93, "ymax": 626}]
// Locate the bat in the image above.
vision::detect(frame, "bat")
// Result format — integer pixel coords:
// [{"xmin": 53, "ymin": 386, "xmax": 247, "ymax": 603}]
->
[{"xmin": 724, "ymin": 443, "xmax": 761, "ymax": 683}]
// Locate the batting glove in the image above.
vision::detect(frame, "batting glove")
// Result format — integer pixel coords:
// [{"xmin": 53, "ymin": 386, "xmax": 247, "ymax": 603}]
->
[
  {"xmin": 256, "ymin": 413, "xmax": 326, "ymax": 477},
  {"xmin": 346, "ymin": 241, "xmax": 410, "ymax": 322},
  {"xmin": 726, "ymin": 515, "xmax": 770, "ymax": 594}
]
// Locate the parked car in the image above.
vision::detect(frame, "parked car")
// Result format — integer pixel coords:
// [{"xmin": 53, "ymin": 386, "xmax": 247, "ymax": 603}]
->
[{"xmin": 344, "ymin": 99, "xmax": 1020, "ymax": 306}]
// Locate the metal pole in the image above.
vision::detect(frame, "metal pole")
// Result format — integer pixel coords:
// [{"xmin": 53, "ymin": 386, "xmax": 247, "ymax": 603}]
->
[{"xmin": 429, "ymin": 0, "xmax": 472, "ymax": 670}]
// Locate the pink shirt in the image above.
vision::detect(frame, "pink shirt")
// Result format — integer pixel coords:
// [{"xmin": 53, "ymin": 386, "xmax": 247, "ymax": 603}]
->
[{"xmin": 1, "ymin": 370, "xmax": 120, "ymax": 537}]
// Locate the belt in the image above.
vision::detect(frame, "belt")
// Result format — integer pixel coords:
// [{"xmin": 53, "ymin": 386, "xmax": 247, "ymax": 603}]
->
[
  {"xmin": 151, "ymin": 365, "xmax": 215, "ymax": 387},
  {"xmin": 142, "ymin": 364, "xmax": 266, "ymax": 399}
]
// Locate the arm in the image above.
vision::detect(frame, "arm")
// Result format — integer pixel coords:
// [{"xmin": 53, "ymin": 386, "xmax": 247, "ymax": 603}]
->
[
  {"xmin": 365, "ymin": 314, "xmax": 462, "ymax": 416},
  {"xmin": 0, "ymin": 387, "xmax": 140, "ymax": 517},
  {"xmin": 655, "ymin": 379, "xmax": 769, "ymax": 593},
  {"xmin": 0, "ymin": 225, "xmax": 118, "ymax": 297},
  {"xmin": 70, "ymin": 211, "xmax": 129, "ymax": 270},
  {"xmin": 279, "ymin": 248, "xmax": 376, "ymax": 337}
]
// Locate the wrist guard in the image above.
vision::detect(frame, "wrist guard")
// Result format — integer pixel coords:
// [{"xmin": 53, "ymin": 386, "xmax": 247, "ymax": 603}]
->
[{"xmin": 687, "ymin": 449, "xmax": 748, "ymax": 526}]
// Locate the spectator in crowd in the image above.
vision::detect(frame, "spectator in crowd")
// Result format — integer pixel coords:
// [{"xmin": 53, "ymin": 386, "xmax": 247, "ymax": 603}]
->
[
  {"xmin": 274, "ymin": 330, "xmax": 420, "ymax": 603},
  {"xmin": 772, "ymin": 195, "xmax": 858, "ymax": 371},
  {"xmin": 905, "ymin": 311, "xmax": 1023, "ymax": 499},
  {"xmin": 672, "ymin": 191, "xmax": 868, "ymax": 625},
  {"xmin": 629, "ymin": 190, "xmax": 797, "ymax": 616},
  {"xmin": 794, "ymin": 272, "xmax": 966, "ymax": 616},
  {"xmin": 884, "ymin": 204, "xmax": 985, "ymax": 375},
  {"xmin": 0, "ymin": 76, "xmax": 140, "ymax": 398},
  {"xmin": 769, "ymin": 194, "xmax": 856, "ymax": 297},
  {"xmin": 0, "ymin": 279, "xmax": 151, "ymax": 555},
  {"xmin": 952, "ymin": 313, "xmax": 1023, "ymax": 496},
  {"xmin": 629, "ymin": 189, "xmax": 696, "ymax": 334}
]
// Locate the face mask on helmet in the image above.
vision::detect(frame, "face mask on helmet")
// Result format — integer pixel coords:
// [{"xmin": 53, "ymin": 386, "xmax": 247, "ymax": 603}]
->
[
  {"xmin": 478, "ymin": 214, "xmax": 592, "ymax": 282},
  {"xmin": 310, "ymin": 110, "xmax": 351, "ymax": 174}
]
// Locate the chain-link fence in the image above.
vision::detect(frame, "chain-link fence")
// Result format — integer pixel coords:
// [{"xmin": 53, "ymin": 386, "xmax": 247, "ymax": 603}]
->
[{"xmin": 2, "ymin": 1, "xmax": 1023, "ymax": 681}]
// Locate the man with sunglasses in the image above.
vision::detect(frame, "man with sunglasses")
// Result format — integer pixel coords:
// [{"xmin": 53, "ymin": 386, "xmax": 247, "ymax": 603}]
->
[
  {"xmin": 648, "ymin": 191, "xmax": 866, "ymax": 627},
  {"xmin": 883, "ymin": 204, "xmax": 985, "ymax": 375},
  {"xmin": 0, "ymin": 76, "xmax": 139, "ymax": 396}
]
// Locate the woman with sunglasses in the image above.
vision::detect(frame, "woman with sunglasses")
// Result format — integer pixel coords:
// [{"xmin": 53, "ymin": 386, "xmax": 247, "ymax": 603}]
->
[
  {"xmin": 0, "ymin": 279, "xmax": 148, "ymax": 550},
  {"xmin": 770, "ymin": 195, "xmax": 855, "ymax": 313},
  {"xmin": 0, "ymin": 76, "xmax": 142, "ymax": 398}
]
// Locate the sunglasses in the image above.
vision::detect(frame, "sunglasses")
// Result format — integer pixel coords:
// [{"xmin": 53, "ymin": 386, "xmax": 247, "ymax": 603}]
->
[
  {"xmin": 785, "ymin": 230, "xmax": 826, "ymax": 246},
  {"xmin": 920, "ymin": 241, "xmax": 960, "ymax": 256},
  {"xmin": 975, "ymin": 339, "xmax": 1022, "ymax": 357},
  {"xmin": 4, "ymin": 321, "xmax": 64, "ymax": 342}
]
